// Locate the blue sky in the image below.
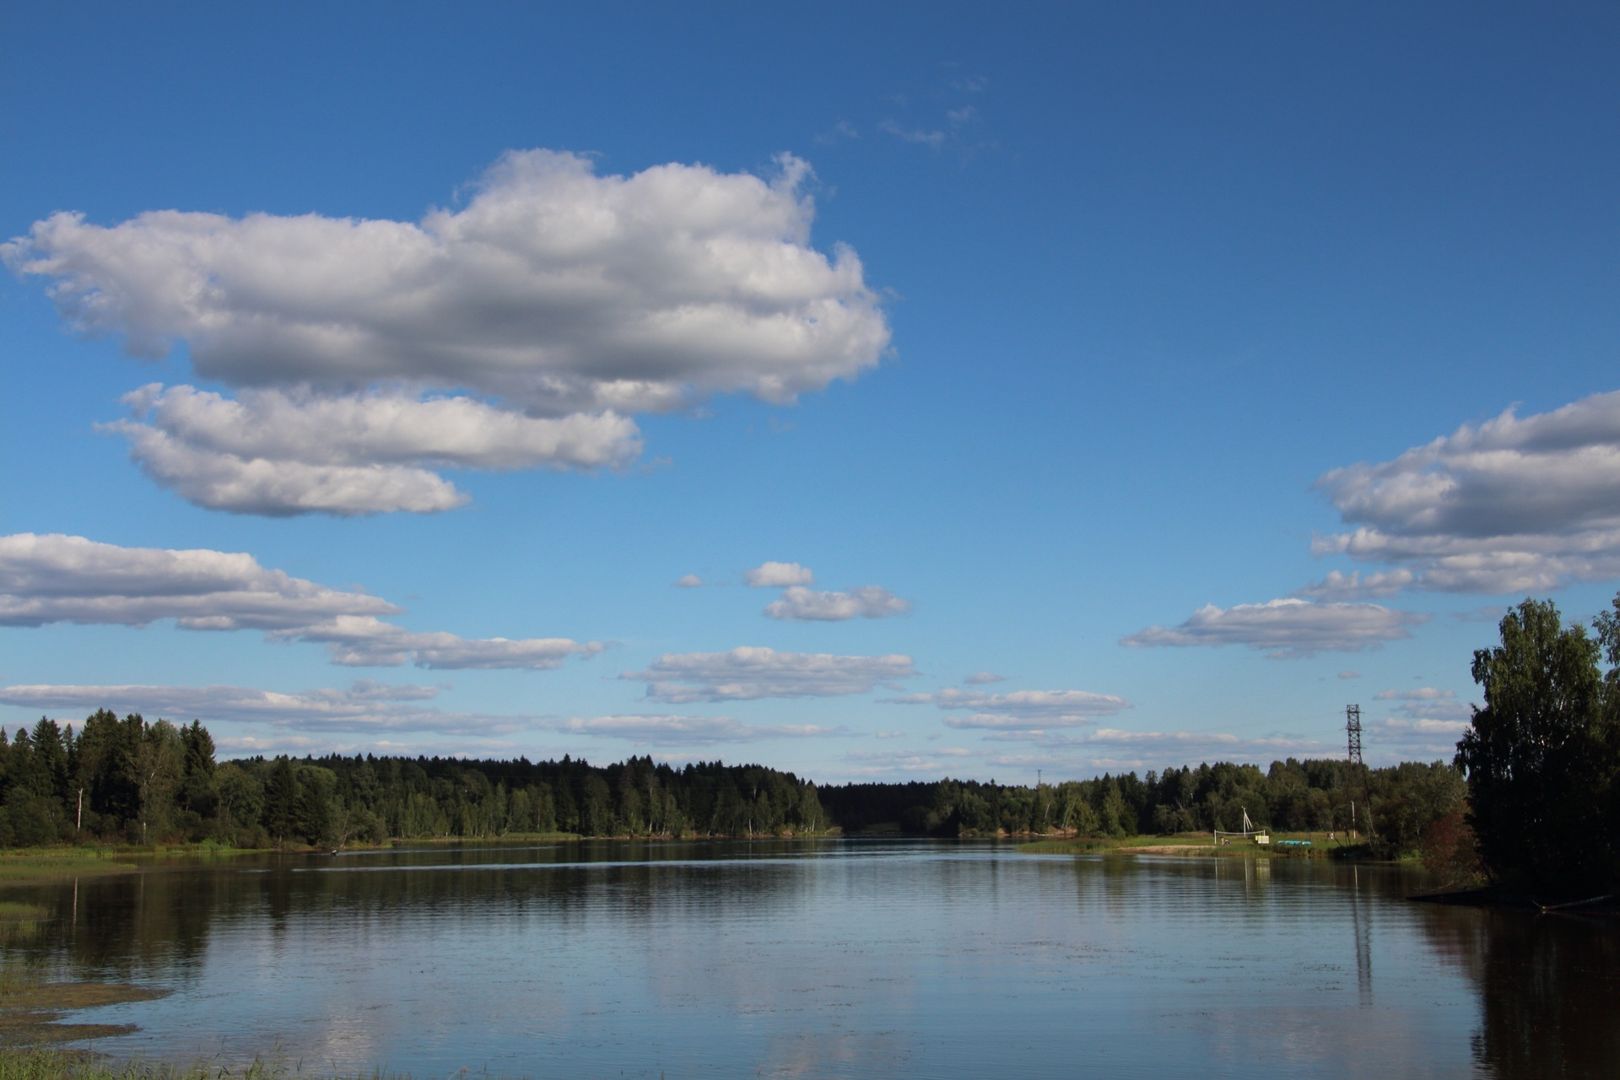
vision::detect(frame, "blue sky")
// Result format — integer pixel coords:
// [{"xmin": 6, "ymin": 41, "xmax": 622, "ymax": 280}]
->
[{"xmin": 4, "ymin": 2, "xmax": 1618, "ymax": 781}]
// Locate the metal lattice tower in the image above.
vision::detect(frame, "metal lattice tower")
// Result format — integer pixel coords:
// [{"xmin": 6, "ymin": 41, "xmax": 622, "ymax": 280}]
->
[{"xmin": 1346, "ymin": 704, "xmax": 1363, "ymax": 767}]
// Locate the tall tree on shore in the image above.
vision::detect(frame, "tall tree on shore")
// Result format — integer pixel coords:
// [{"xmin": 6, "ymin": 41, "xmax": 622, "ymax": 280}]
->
[{"xmin": 1455, "ymin": 597, "xmax": 1617, "ymax": 893}]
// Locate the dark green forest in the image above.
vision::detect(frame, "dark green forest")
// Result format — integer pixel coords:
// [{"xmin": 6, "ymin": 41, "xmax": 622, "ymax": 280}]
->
[
  {"xmin": 0, "ymin": 705, "xmax": 1459, "ymax": 858},
  {"xmin": 0, "ymin": 712, "xmax": 829, "ymax": 848}
]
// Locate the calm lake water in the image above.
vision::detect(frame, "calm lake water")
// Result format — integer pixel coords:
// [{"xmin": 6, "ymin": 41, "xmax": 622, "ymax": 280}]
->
[{"xmin": 4, "ymin": 841, "xmax": 1617, "ymax": 1078}]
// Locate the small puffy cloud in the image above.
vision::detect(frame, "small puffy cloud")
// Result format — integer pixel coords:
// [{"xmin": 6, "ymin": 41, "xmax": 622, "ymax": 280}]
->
[
  {"xmin": 879, "ymin": 121, "xmax": 946, "ymax": 148},
  {"xmin": 815, "ymin": 120, "xmax": 860, "ymax": 145},
  {"xmin": 5, "ymin": 150, "xmax": 889, "ymax": 515},
  {"xmin": 1338, "ymin": 670, "xmax": 1362, "ymax": 680},
  {"xmin": 1295, "ymin": 569, "xmax": 1416, "ymax": 601},
  {"xmin": 1375, "ymin": 714, "xmax": 1473, "ymax": 759},
  {"xmin": 1313, "ymin": 390, "xmax": 1620, "ymax": 594},
  {"xmin": 1374, "ymin": 687, "xmax": 1454, "ymax": 702},
  {"xmin": 625, "ymin": 646, "xmax": 915, "ymax": 703},
  {"xmin": 674, "ymin": 573, "xmax": 704, "ymax": 588},
  {"xmin": 892, "ymin": 687, "xmax": 1131, "ymax": 732},
  {"xmin": 764, "ymin": 585, "xmax": 910, "ymax": 621},
  {"xmin": 1375, "ymin": 687, "xmax": 1473, "ymax": 724},
  {"xmin": 840, "ymin": 746, "xmax": 973, "ymax": 778},
  {"xmin": 944, "ymin": 712, "xmax": 1095, "ymax": 731},
  {"xmin": 104, "ymin": 384, "xmax": 641, "ymax": 516},
  {"xmin": 1121, "ymin": 598, "xmax": 1425, "ymax": 659},
  {"xmin": 0, "ymin": 533, "xmax": 599, "ymax": 671},
  {"xmin": 963, "ymin": 671, "xmax": 1006, "ymax": 685},
  {"xmin": 744, "ymin": 561, "xmax": 814, "ymax": 587},
  {"xmin": 553, "ymin": 714, "xmax": 844, "ymax": 745},
  {"xmin": 279, "ymin": 615, "xmax": 601, "ymax": 670}
]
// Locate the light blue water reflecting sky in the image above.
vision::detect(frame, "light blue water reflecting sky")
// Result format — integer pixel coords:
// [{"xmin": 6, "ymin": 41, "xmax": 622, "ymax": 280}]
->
[{"xmin": 38, "ymin": 844, "xmax": 1505, "ymax": 1078}]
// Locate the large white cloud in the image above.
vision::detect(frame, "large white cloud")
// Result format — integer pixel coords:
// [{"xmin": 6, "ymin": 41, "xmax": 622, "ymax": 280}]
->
[
  {"xmin": 764, "ymin": 585, "xmax": 910, "ymax": 621},
  {"xmin": 5, "ymin": 150, "xmax": 889, "ymax": 515},
  {"xmin": 0, "ymin": 533, "xmax": 600, "ymax": 671},
  {"xmin": 1121, "ymin": 597, "xmax": 1424, "ymax": 658},
  {"xmin": 625, "ymin": 646, "xmax": 916, "ymax": 703},
  {"xmin": 1312, "ymin": 390, "xmax": 1620, "ymax": 594}
]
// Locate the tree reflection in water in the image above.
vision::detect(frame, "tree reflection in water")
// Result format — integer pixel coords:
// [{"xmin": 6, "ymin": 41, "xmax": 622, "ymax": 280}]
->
[{"xmin": 1421, "ymin": 904, "xmax": 1620, "ymax": 1078}]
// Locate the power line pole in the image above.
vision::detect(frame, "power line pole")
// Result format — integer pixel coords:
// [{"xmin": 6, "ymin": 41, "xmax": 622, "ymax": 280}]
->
[
  {"xmin": 1346, "ymin": 704, "xmax": 1369, "ymax": 840},
  {"xmin": 1346, "ymin": 704, "xmax": 1362, "ymax": 768}
]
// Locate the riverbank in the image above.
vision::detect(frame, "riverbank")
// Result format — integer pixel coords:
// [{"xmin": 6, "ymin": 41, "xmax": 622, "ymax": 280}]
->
[
  {"xmin": 0, "ymin": 1047, "xmax": 434, "ymax": 1078},
  {"xmin": 1408, "ymin": 885, "xmax": 1619, "ymax": 914},
  {"xmin": 1019, "ymin": 831, "xmax": 1355, "ymax": 858},
  {"xmin": 0, "ymin": 849, "xmax": 141, "ymax": 888}
]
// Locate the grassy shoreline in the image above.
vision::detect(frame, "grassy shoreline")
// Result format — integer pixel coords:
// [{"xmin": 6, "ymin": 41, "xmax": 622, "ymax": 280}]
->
[
  {"xmin": 0, "ymin": 849, "xmax": 142, "ymax": 888},
  {"xmin": 0, "ymin": 1048, "xmax": 427, "ymax": 1078},
  {"xmin": 1019, "ymin": 830, "xmax": 1360, "ymax": 858}
]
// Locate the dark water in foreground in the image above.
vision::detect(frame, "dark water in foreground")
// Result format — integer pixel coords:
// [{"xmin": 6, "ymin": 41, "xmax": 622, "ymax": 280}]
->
[{"xmin": 4, "ymin": 841, "xmax": 1617, "ymax": 1078}]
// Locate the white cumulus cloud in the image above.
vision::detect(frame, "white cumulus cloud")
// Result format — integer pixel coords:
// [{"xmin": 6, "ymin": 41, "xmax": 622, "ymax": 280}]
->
[
  {"xmin": 1312, "ymin": 390, "xmax": 1620, "ymax": 594},
  {"xmin": 1374, "ymin": 687, "xmax": 1473, "ymax": 724},
  {"xmin": 0, "ymin": 532, "xmax": 394, "ymax": 629},
  {"xmin": 744, "ymin": 561, "xmax": 815, "ymax": 587},
  {"xmin": 553, "ymin": 714, "xmax": 845, "ymax": 745},
  {"xmin": 1374, "ymin": 687, "xmax": 1455, "ymax": 702},
  {"xmin": 0, "ymin": 533, "xmax": 599, "ymax": 671},
  {"xmin": 1121, "ymin": 597, "xmax": 1425, "ymax": 658},
  {"xmin": 5, "ymin": 150, "xmax": 889, "ymax": 515},
  {"xmin": 102, "ymin": 384, "xmax": 641, "ymax": 516},
  {"xmin": 764, "ymin": 585, "xmax": 910, "ymax": 621},
  {"xmin": 891, "ymin": 686, "xmax": 1131, "ymax": 732},
  {"xmin": 625, "ymin": 646, "xmax": 916, "ymax": 703}
]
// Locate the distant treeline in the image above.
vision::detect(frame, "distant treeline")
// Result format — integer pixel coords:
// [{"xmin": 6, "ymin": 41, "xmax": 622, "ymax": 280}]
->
[
  {"xmin": 821, "ymin": 758, "xmax": 1462, "ymax": 858},
  {"xmin": 0, "ymin": 705, "xmax": 1460, "ymax": 857}
]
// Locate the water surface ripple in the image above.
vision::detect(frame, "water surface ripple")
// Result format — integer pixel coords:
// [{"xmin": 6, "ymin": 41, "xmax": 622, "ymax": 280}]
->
[{"xmin": 7, "ymin": 840, "xmax": 1616, "ymax": 1078}]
